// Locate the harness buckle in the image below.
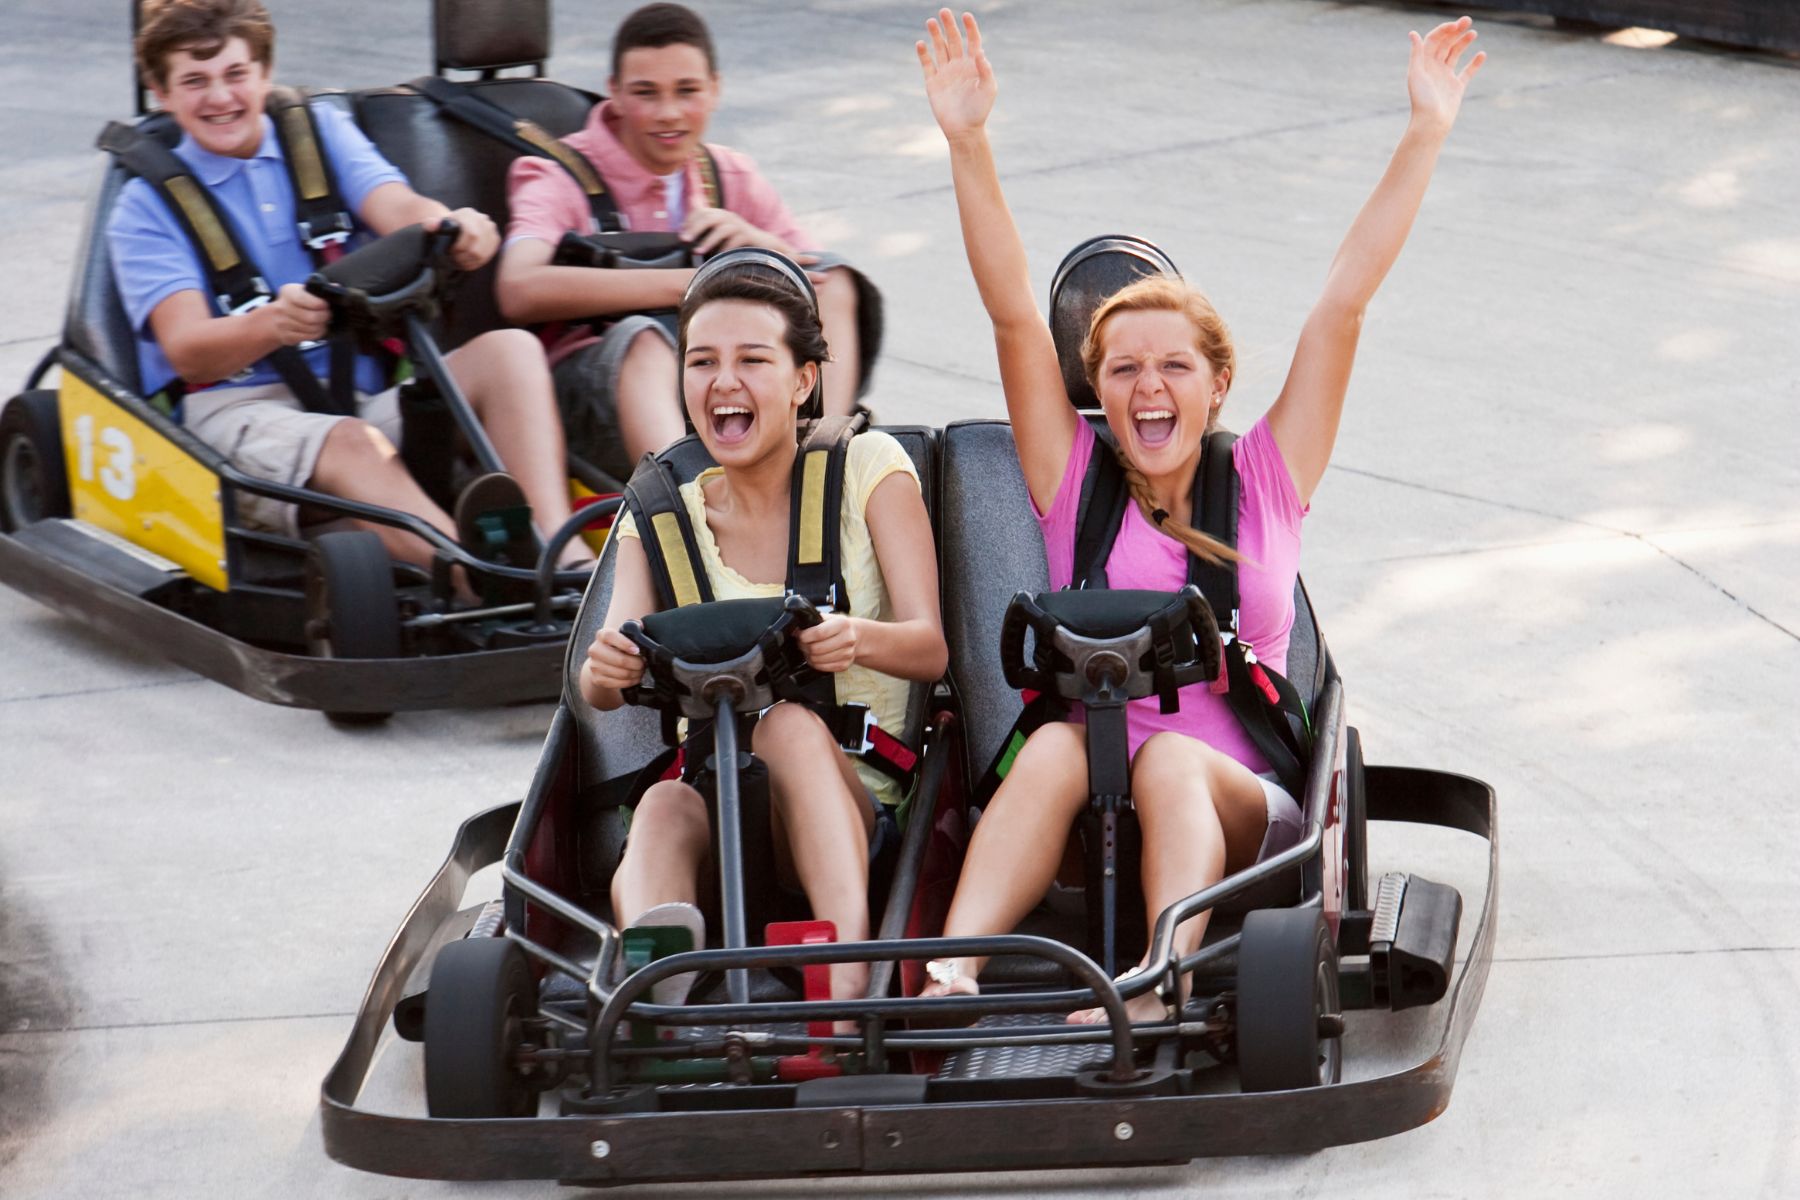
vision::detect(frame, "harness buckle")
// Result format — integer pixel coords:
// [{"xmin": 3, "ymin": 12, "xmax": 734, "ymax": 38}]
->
[
  {"xmin": 838, "ymin": 704, "xmax": 877, "ymax": 756},
  {"xmin": 299, "ymin": 212, "xmax": 354, "ymax": 250},
  {"xmin": 221, "ymin": 278, "xmax": 274, "ymax": 317}
]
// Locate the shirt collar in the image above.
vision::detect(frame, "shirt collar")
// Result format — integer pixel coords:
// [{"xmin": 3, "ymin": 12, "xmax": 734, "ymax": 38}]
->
[{"xmin": 177, "ymin": 115, "xmax": 283, "ymax": 187}]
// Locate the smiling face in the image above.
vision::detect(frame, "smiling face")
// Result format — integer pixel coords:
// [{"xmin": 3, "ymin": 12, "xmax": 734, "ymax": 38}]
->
[
  {"xmin": 683, "ymin": 300, "xmax": 817, "ymax": 466},
  {"xmin": 609, "ymin": 43, "xmax": 719, "ymax": 175},
  {"xmin": 150, "ymin": 37, "xmax": 272, "ymax": 159},
  {"xmin": 1094, "ymin": 308, "xmax": 1230, "ymax": 480}
]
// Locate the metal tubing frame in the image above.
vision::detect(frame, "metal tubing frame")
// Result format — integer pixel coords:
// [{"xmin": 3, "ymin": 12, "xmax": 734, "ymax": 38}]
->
[{"xmin": 318, "ymin": 760, "xmax": 1496, "ymax": 1183}]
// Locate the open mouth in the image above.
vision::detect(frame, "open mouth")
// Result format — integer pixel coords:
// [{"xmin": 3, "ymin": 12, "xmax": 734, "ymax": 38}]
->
[
  {"xmin": 1132, "ymin": 409, "xmax": 1176, "ymax": 449},
  {"xmin": 709, "ymin": 404, "xmax": 754, "ymax": 444}
]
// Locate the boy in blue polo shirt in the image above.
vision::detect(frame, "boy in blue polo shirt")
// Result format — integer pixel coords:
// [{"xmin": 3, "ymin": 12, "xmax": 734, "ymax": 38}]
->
[{"xmin": 108, "ymin": 0, "xmax": 583, "ymax": 570}]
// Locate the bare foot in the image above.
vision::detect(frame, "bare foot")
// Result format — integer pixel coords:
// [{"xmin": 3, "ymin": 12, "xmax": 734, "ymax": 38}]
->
[
  {"xmin": 917, "ymin": 958, "xmax": 979, "ymax": 1000},
  {"xmin": 1066, "ymin": 988, "xmax": 1171, "ymax": 1025}
]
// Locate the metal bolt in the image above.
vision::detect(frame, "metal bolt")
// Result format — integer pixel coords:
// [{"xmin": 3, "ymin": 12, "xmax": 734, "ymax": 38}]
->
[
  {"xmin": 884, "ymin": 1131, "xmax": 903, "ymax": 1149},
  {"xmin": 589, "ymin": 1140, "xmax": 611, "ymax": 1159},
  {"xmin": 1114, "ymin": 1121, "xmax": 1134, "ymax": 1142},
  {"xmin": 821, "ymin": 1130, "xmax": 842, "ymax": 1150}
]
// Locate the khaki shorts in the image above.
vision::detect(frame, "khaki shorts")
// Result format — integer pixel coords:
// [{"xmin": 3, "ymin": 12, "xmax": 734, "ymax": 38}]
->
[{"xmin": 183, "ymin": 380, "xmax": 403, "ymax": 535}]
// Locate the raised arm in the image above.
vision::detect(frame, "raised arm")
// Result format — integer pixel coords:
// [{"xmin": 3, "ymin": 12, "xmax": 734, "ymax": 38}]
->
[
  {"xmin": 918, "ymin": 9, "xmax": 1075, "ymax": 511},
  {"xmin": 1267, "ymin": 17, "xmax": 1486, "ymax": 505}
]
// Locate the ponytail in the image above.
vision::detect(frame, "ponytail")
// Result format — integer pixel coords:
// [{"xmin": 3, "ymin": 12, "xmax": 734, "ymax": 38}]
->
[{"xmin": 1114, "ymin": 447, "xmax": 1240, "ymax": 566}]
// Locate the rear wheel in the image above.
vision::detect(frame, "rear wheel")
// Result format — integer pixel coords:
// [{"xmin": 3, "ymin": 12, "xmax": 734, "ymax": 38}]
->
[
  {"xmin": 1235, "ymin": 908, "xmax": 1342, "ymax": 1092},
  {"xmin": 423, "ymin": 936, "xmax": 542, "ymax": 1118},
  {"xmin": 303, "ymin": 530, "xmax": 400, "ymax": 724},
  {"xmin": 0, "ymin": 391, "xmax": 70, "ymax": 533}
]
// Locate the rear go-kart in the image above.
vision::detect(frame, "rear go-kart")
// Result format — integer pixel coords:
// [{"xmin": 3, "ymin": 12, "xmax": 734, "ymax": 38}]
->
[
  {"xmin": 0, "ymin": 4, "xmax": 620, "ymax": 720},
  {"xmin": 319, "ymin": 397, "xmax": 1497, "ymax": 1186},
  {"xmin": 0, "ymin": 206, "xmax": 601, "ymax": 720}
]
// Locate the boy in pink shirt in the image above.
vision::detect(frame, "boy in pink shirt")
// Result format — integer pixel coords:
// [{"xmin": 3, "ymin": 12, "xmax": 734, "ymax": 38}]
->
[{"xmin": 496, "ymin": 3, "xmax": 869, "ymax": 485}]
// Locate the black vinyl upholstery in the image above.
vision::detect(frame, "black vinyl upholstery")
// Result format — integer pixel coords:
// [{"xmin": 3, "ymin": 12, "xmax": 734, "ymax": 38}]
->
[
  {"xmin": 353, "ymin": 77, "xmax": 596, "ymax": 350},
  {"xmin": 434, "ymin": 0, "xmax": 550, "ymax": 73},
  {"xmin": 565, "ymin": 428, "xmax": 941, "ymax": 789}
]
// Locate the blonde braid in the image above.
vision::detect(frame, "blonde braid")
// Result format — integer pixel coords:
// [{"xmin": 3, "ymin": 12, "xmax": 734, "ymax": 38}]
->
[{"xmin": 1114, "ymin": 447, "xmax": 1240, "ymax": 566}]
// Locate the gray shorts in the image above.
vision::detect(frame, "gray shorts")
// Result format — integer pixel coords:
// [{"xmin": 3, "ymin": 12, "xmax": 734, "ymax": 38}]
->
[
  {"xmin": 183, "ymin": 380, "xmax": 403, "ymax": 535},
  {"xmin": 552, "ymin": 314, "xmax": 678, "ymax": 485}
]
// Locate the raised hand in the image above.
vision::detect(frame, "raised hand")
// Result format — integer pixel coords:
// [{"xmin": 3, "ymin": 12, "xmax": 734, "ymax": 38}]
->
[
  {"xmin": 917, "ymin": 8, "xmax": 995, "ymax": 140},
  {"xmin": 1408, "ymin": 16, "xmax": 1486, "ymax": 134}
]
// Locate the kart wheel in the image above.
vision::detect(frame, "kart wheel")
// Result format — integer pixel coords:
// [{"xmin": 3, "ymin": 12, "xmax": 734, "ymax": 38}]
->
[
  {"xmin": 0, "ymin": 391, "xmax": 70, "ymax": 533},
  {"xmin": 1235, "ymin": 908, "xmax": 1342, "ymax": 1092},
  {"xmin": 304, "ymin": 530, "xmax": 400, "ymax": 724},
  {"xmin": 423, "ymin": 935, "xmax": 541, "ymax": 1119},
  {"xmin": 1344, "ymin": 726, "xmax": 1369, "ymax": 913}
]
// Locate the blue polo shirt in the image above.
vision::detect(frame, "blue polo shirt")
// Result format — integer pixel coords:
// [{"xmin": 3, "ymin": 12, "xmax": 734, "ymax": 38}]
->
[{"xmin": 106, "ymin": 104, "xmax": 406, "ymax": 400}]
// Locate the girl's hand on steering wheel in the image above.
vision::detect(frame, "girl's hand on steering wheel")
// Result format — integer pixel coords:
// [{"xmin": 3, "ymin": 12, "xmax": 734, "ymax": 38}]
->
[
  {"xmin": 584, "ymin": 627, "xmax": 647, "ymax": 691},
  {"xmin": 918, "ymin": 9, "xmax": 995, "ymax": 141},
  {"xmin": 795, "ymin": 614, "xmax": 859, "ymax": 674},
  {"xmin": 1407, "ymin": 16, "xmax": 1485, "ymax": 135}
]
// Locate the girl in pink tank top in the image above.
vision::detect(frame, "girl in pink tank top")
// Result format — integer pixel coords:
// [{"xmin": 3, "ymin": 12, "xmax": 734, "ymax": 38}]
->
[{"xmin": 914, "ymin": 9, "xmax": 1485, "ymax": 1022}]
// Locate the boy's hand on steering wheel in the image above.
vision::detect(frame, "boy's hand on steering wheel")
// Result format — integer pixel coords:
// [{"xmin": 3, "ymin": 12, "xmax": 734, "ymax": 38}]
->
[
  {"xmin": 584, "ymin": 627, "xmax": 647, "ymax": 691},
  {"xmin": 262, "ymin": 283, "xmax": 330, "ymax": 345},
  {"xmin": 1407, "ymin": 17, "xmax": 1485, "ymax": 135},
  {"xmin": 431, "ymin": 208, "xmax": 499, "ymax": 272},
  {"xmin": 918, "ymin": 8, "xmax": 995, "ymax": 141},
  {"xmin": 682, "ymin": 207, "xmax": 786, "ymax": 258},
  {"xmin": 794, "ymin": 614, "xmax": 859, "ymax": 674}
]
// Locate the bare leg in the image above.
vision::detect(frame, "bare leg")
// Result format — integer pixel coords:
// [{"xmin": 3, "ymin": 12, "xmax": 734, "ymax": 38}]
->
[
  {"xmin": 449, "ymin": 329, "xmax": 587, "ymax": 566},
  {"xmin": 1067, "ymin": 732, "xmax": 1269, "ymax": 1024},
  {"xmin": 919, "ymin": 721, "xmax": 1091, "ymax": 997},
  {"xmin": 307, "ymin": 417, "xmax": 455, "ymax": 568},
  {"xmin": 610, "ymin": 780, "xmax": 712, "ymax": 925},
  {"xmin": 755, "ymin": 703, "xmax": 877, "ymax": 1024},
  {"xmin": 613, "ymin": 327, "xmax": 685, "ymax": 464},
  {"xmin": 815, "ymin": 268, "xmax": 862, "ymax": 417}
]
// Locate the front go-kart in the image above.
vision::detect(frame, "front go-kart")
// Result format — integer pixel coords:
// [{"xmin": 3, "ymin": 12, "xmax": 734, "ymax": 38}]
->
[
  {"xmin": 319, "ymin": 415, "xmax": 1497, "ymax": 1187},
  {"xmin": 0, "ymin": 195, "xmax": 602, "ymax": 720}
]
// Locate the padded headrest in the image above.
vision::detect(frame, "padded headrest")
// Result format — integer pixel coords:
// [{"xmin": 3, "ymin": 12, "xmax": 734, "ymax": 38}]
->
[
  {"xmin": 1048, "ymin": 235, "xmax": 1181, "ymax": 411},
  {"xmin": 682, "ymin": 248, "xmax": 826, "ymax": 419},
  {"xmin": 435, "ymin": 0, "xmax": 550, "ymax": 73}
]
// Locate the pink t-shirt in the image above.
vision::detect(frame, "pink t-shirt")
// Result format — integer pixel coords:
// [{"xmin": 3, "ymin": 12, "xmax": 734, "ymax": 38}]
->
[
  {"xmin": 505, "ymin": 101, "xmax": 814, "ymax": 364},
  {"xmin": 1035, "ymin": 417, "xmax": 1307, "ymax": 772}
]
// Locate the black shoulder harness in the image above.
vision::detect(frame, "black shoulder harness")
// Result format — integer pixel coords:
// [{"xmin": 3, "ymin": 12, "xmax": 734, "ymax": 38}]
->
[
  {"xmin": 1069, "ymin": 427, "xmax": 1312, "ymax": 794},
  {"xmin": 98, "ymin": 97, "xmax": 356, "ymax": 415},
  {"xmin": 407, "ymin": 77, "xmax": 724, "ymax": 234},
  {"xmin": 620, "ymin": 415, "xmax": 918, "ymax": 786}
]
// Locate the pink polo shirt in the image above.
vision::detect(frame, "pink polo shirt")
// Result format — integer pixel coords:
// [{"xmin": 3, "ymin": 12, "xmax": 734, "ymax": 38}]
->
[
  {"xmin": 1035, "ymin": 417, "xmax": 1307, "ymax": 772},
  {"xmin": 505, "ymin": 100, "xmax": 814, "ymax": 363}
]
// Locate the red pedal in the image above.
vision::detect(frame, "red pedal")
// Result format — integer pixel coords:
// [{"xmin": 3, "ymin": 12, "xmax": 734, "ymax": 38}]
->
[{"xmin": 765, "ymin": 919, "xmax": 837, "ymax": 1053}]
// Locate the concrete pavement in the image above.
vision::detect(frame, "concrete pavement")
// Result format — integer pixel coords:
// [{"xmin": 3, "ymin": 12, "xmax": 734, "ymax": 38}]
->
[{"xmin": 2, "ymin": 1, "xmax": 1797, "ymax": 1195}]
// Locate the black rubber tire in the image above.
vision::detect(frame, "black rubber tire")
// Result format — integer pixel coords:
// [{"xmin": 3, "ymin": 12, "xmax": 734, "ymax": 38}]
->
[
  {"xmin": 423, "ymin": 936, "xmax": 540, "ymax": 1119},
  {"xmin": 1344, "ymin": 726, "xmax": 1369, "ymax": 913},
  {"xmin": 303, "ymin": 530, "xmax": 400, "ymax": 724},
  {"xmin": 0, "ymin": 391, "xmax": 70, "ymax": 533},
  {"xmin": 1235, "ymin": 908, "xmax": 1342, "ymax": 1093}
]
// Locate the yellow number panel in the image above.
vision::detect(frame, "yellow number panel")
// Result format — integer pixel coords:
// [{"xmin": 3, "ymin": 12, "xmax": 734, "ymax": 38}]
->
[{"xmin": 59, "ymin": 375, "xmax": 227, "ymax": 591}]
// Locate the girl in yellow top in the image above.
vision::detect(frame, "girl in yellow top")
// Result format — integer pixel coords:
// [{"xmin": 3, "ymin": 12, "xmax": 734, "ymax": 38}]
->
[{"xmin": 579, "ymin": 253, "xmax": 946, "ymax": 1011}]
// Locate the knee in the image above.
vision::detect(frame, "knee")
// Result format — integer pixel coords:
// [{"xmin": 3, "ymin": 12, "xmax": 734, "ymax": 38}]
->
[
  {"xmin": 632, "ymin": 781, "xmax": 710, "ymax": 846},
  {"xmin": 752, "ymin": 701, "xmax": 833, "ymax": 761},
  {"xmin": 1131, "ymin": 732, "xmax": 1217, "ymax": 806},
  {"xmin": 624, "ymin": 326, "xmax": 676, "ymax": 370},
  {"xmin": 318, "ymin": 418, "xmax": 396, "ymax": 470},
  {"xmin": 814, "ymin": 268, "xmax": 857, "ymax": 318},
  {"xmin": 1013, "ymin": 721, "xmax": 1086, "ymax": 777}
]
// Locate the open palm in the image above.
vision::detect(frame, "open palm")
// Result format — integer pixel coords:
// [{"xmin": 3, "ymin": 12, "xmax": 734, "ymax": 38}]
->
[
  {"xmin": 917, "ymin": 9, "xmax": 996, "ymax": 138},
  {"xmin": 1408, "ymin": 16, "xmax": 1486, "ymax": 132}
]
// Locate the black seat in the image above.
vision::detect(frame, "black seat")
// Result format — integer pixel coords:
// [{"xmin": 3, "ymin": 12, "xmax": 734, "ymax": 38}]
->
[
  {"xmin": 936, "ymin": 418, "xmax": 1326, "ymax": 983},
  {"xmin": 352, "ymin": 0, "xmax": 597, "ymax": 350}
]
